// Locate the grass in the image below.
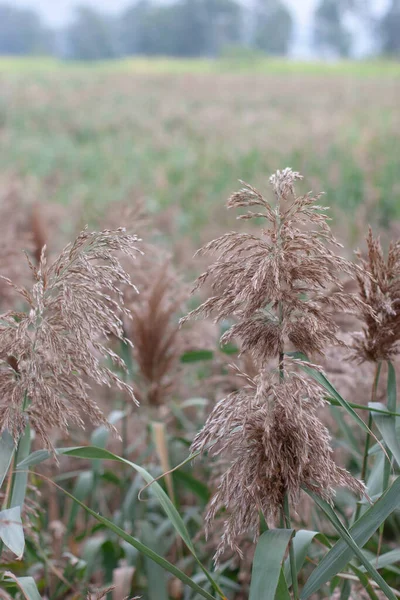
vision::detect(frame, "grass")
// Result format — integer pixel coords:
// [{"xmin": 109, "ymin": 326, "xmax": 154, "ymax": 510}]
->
[
  {"xmin": 1, "ymin": 56, "xmax": 400, "ymax": 76},
  {"xmin": 0, "ymin": 57, "xmax": 399, "ymax": 245},
  {"xmin": 0, "ymin": 57, "xmax": 400, "ymax": 598}
]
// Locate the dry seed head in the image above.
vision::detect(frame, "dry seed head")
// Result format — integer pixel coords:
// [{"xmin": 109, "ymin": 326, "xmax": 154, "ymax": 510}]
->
[
  {"xmin": 353, "ymin": 227, "xmax": 400, "ymax": 363},
  {"xmin": 0, "ymin": 227, "xmax": 141, "ymax": 449},
  {"xmin": 184, "ymin": 169, "xmax": 365, "ymax": 561},
  {"xmin": 192, "ymin": 371, "xmax": 365, "ymax": 562},
  {"xmin": 102, "ymin": 200, "xmax": 189, "ymax": 407},
  {"xmin": 125, "ymin": 259, "xmax": 188, "ymax": 406},
  {"xmin": 182, "ymin": 168, "xmax": 363, "ymax": 365}
]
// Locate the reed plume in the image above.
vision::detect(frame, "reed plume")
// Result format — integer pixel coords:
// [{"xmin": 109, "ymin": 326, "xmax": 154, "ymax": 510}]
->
[
  {"xmin": 126, "ymin": 260, "xmax": 187, "ymax": 406},
  {"xmin": 0, "ymin": 227, "xmax": 140, "ymax": 449},
  {"xmin": 353, "ymin": 227, "xmax": 400, "ymax": 363},
  {"xmin": 103, "ymin": 200, "xmax": 188, "ymax": 407},
  {"xmin": 183, "ymin": 168, "xmax": 365, "ymax": 561}
]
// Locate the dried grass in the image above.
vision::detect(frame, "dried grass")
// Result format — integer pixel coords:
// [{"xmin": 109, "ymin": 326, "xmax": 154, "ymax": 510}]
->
[
  {"xmin": 0, "ymin": 228, "xmax": 140, "ymax": 449},
  {"xmin": 183, "ymin": 169, "xmax": 365, "ymax": 560}
]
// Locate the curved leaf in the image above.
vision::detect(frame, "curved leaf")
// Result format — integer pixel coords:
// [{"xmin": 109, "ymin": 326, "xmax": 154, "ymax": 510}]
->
[
  {"xmin": 369, "ymin": 402, "xmax": 400, "ymax": 467},
  {"xmin": 48, "ymin": 482, "xmax": 216, "ymax": 600},
  {"xmin": 249, "ymin": 529, "xmax": 294, "ymax": 600},
  {"xmin": 283, "ymin": 530, "xmax": 329, "ymax": 586},
  {"xmin": 0, "ymin": 431, "xmax": 15, "ymax": 489},
  {"xmin": 0, "ymin": 507, "xmax": 24, "ymax": 558},
  {"xmin": 21, "ymin": 446, "xmax": 223, "ymax": 599},
  {"xmin": 287, "ymin": 352, "xmax": 375, "ymax": 437},
  {"xmin": 301, "ymin": 480, "xmax": 400, "ymax": 599},
  {"xmin": 3, "ymin": 573, "xmax": 41, "ymax": 600}
]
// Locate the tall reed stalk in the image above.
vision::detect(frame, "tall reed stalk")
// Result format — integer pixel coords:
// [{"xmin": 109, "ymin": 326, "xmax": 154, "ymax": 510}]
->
[{"xmin": 182, "ymin": 168, "xmax": 365, "ymax": 569}]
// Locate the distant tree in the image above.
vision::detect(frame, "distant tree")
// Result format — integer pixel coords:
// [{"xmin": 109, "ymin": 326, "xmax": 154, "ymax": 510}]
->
[
  {"xmin": 252, "ymin": 0, "xmax": 293, "ymax": 55},
  {"xmin": 312, "ymin": 0, "xmax": 353, "ymax": 57},
  {"xmin": 0, "ymin": 3, "xmax": 52, "ymax": 55},
  {"xmin": 379, "ymin": 0, "xmax": 400, "ymax": 56},
  {"xmin": 120, "ymin": 0, "xmax": 242, "ymax": 58},
  {"xmin": 120, "ymin": 0, "xmax": 151, "ymax": 55},
  {"xmin": 204, "ymin": 0, "xmax": 242, "ymax": 55},
  {"xmin": 66, "ymin": 6, "xmax": 119, "ymax": 60}
]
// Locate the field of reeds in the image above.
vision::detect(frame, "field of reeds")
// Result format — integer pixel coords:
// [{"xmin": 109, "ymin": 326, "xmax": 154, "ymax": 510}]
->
[{"xmin": 0, "ymin": 60, "xmax": 400, "ymax": 600}]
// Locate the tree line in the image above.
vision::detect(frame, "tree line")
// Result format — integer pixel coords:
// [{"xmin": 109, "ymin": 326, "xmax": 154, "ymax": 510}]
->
[{"xmin": 0, "ymin": 0, "xmax": 399, "ymax": 60}]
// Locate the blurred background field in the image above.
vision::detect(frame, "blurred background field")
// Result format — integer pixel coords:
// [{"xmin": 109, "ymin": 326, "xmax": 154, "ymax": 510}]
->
[{"xmin": 1, "ymin": 56, "xmax": 400, "ymax": 246}]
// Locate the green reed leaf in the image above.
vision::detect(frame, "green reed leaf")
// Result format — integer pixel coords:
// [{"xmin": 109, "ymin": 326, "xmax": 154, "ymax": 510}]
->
[
  {"xmin": 3, "ymin": 573, "xmax": 41, "ymax": 600},
  {"xmin": 249, "ymin": 529, "xmax": 294, "ymax": 600},
  {"xmin": 283, "ymin": 530, "xmax": 329, "ymax": 587},
  {"xmin": 10, "ymin": 423, "xmax": 31, "ymax": 509},
  {"xmin": 0, "ymin": 430, "xmax": 14, "ymax": 490},
  {"xmin": 288, "ymin": 352, "xmax": 375, "ymax": 437},
  {"xmin": 21, "ymin": 445, "xmax": 224, "ymax": 599},
  {"xmin": 0, "ymin": 507, "xmax": 24, "ymax": 557},
  {"xmin": 369, "ymin": 402, "xmax": 400, "ymax": 467},
  {"xmin": 301, "ymin": 480, "xmax": 400, "ymax": 599},
  {"xmin": 46, "ymin": 483, "xmax": 216, "ymax": 600}
]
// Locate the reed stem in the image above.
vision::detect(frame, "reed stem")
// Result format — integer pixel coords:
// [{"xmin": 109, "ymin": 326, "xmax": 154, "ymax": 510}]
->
[
  {"xmin": 283, "ymin": 494, "xmax": 299, "ymax": 600},
  {"xmin": 355, "ymin": 362, "xmax": 382, "ymax": 522}
]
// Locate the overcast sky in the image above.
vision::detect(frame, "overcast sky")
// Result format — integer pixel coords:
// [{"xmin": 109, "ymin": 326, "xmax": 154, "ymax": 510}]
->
[
  {"xmin": 13, "ymin": 0, "xmax": 389, "ymax": 57},
  {"xmin": 10, "ymin": 0, "xmax": 326, "ymax": 26}
]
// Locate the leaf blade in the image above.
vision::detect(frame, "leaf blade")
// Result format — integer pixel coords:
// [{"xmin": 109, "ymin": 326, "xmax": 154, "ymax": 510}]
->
[
  {"xmin": 249, "ymin": 529, "xmax": 294, "ymax": 600},
  {"xmin": 301, "ymin": 481, "xmax": 400, "ymax": 599}
]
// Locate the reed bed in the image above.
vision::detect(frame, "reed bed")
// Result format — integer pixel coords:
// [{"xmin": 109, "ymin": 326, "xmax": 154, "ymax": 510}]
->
[{"xmin": 0, "ymin": 164, "xmax": 399, "ymax": 600}]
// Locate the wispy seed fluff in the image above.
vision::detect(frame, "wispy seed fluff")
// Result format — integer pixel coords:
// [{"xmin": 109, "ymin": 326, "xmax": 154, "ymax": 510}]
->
[
  {"xmin": 183, "ymin": 167, "xmax": 363, "ymax": 361},
  {"xmin": 353, "ymin": 227, "xmax": 400, "ymax": 363},
  {"xmin": 183, "ymin": 168, "xmax": 365, "ymax": 561},
  {"xmin": 0, "ymin": 228, "xmax": 141, "ymax": 449}
]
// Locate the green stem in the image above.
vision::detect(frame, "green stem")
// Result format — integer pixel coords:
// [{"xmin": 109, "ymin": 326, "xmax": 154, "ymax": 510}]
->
[
  {"xmin": 355, "ymin": 362, "xmax": 382, "ymax": 522},
  {"xmin": 279, "ymin": 337, "xmax": 298, "ymax": 597},
  {"xmin": 283, "ymin": 494, "xmax": 299, "ymax": 600},
  {"xmin": 359, "ymin": 412, "xmax": 373, "ymax": 485}
]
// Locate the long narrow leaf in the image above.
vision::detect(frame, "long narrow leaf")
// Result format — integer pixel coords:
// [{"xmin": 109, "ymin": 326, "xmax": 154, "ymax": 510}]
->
[
  {"xmin": 360, "ymin": 549, "xmax": 400, "ymax": 573},
  {"xmin": 10, "ymin": 424, "xmax": 31, "ymax": 509},
  {"xmin": 275, "ymin": 569, "xmax": 292, "ymax": 600},
  {"xmin": 301, "ymin": 482, "xmax": 400, "ymax": 599},
  {"xmin": 326, "ymin": 398, "xmax": 400, "ymax": 418},
  {"xmin": 283, "ymin": 530, "xmax": 328, "ymax": 587},
  {"xmin": 0, "ymin": 431, "xmax": 14, "ymax": 490},
  {"xmin": 0, "ymin": 507, "xmax": 24, "ymax": 557},
  {"xmin": 288, "ymin": 352, "xmax": 375, "ymax": 436},
  {"xmin": 348, "ymin": 565, "xmax": 381, "ymax": 600},
  {"xmin": 3, "ymin": 573, "xmax": 41, "ymax": 600},
  {"xmin": 369, "ymin": 402, "xmax": 400, "ymax": 467},
  {"xmin": 41, "ymin": 480, "xmax": 216, "ymax": 600},
  {"xmin": 249, "ymin": 529, "xmax": 294, "ymax": 600},
  {"xmin": 20, "ymin": 446, "xmax": 223, "ymax": 598}
]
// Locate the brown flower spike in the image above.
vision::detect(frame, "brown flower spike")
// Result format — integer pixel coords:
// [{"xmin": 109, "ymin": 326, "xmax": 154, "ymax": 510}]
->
[
  {"xmin": 0, "ymin": 228, "xmax": 141, "ymax": 449},
  {"xmin": 353, "ymin": 227, "xmax": 400, "ymax": 363},
  {"xmin": 182, "ymin": 168, "xmax": 363, "ymax": 363},
  {"xmin": 183, "ymin": 169, "xmax": 365, "ymax": 560}
]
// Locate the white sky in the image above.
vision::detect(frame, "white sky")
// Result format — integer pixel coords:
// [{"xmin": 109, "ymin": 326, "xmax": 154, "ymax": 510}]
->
[
  {"xmin": 13, "ymin": 0, "xmax": 390, "ymax": 57},
  {"xmin": 11, "ymin": 0, "xmax": 327, "ymax": 26}
]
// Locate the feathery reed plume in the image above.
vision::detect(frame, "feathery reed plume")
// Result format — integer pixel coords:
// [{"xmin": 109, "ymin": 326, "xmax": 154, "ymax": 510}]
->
[
  {"xmin": 192, "ymin": 369, "xmax": 364, "ymax": 561},
  {"xmin": 126, "ymin": 260, "xmax": 187, "ymax": 406},
  {"xmin": 102, "ymin": 199, "xmax": 188, "ymax": 406},
  {"xmin": 183, "ymin": 168, "xmax": 365, "ymax": 561},
  {"xmin": 182, "ymin": 168, "xmax": 363, "ymax": 363},
  {"xmin": 353, "ymin": 227, "xmax": 400, "ymax": 363},
  {"xmin": 0, "ymin": 228, "xmax": 140, "ymax": 449}
]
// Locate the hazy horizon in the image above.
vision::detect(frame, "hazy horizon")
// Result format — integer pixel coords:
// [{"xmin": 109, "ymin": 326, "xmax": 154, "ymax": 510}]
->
[{"xmin": 11, "ymin": 0, "xmax": 391, "ymax": 58}]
